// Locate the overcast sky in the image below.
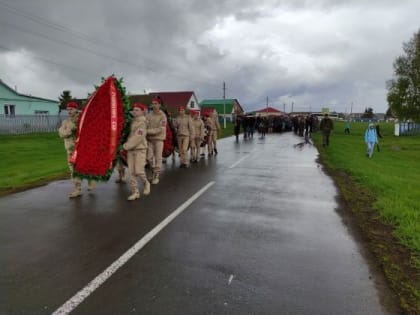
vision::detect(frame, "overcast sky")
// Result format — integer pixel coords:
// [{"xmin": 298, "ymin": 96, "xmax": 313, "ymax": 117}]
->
[{"xmin": 1, "ymin": 0, "xmax": 419, "ymax": 113}]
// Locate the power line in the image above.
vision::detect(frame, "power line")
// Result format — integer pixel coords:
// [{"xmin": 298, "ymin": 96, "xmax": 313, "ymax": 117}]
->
[
  {"xmin": 0, "ymin": 44, "xmax": 93, "ymax": 75},
  {"xmin": 0, "ymin": 2, "xmax": 223, "ymax": 90},
  {"xmin": 0, "ymin": 1, "xmax": 108, "ymax": 47},
  {"xmin": 0, "ymin": 20, "xmax": 153, "ymax": 71}
]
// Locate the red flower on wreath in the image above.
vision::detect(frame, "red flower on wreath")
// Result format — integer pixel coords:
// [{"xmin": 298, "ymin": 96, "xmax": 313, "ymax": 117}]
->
[{"xmin": 71, "ymin": 76, "xmax": 125, "ymax": 178}]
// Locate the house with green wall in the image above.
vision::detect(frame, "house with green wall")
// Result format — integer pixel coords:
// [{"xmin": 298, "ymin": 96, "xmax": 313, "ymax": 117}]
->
[
  {"xmin": 0, "ymin": 79, "xmax": 59, "ymax": 116},
  {"xmin": 199, "ymin": 99, "xmax": 244, "ymax": 122}
]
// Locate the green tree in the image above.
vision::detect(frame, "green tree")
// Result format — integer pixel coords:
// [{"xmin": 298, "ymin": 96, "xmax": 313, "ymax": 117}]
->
[
  {"xmin": 387, "ymin": 30, "xmax": 420, "ymax": 121},
  {"xmin": 361, "ymin": 107, "xmax": 374, "ymax": 118},
  {"xmin": 385, "ymin": 107, "xmax": 394, "ymax": 119},
  {"xmin": 58, "ymin": 90, "xmax": 73, "ymax": 112}
]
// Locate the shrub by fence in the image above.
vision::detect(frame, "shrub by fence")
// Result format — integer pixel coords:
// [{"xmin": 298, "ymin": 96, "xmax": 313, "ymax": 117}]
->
[{"xmin": 0, "ymin": 114, "xmax": 68, "ymax": 134}]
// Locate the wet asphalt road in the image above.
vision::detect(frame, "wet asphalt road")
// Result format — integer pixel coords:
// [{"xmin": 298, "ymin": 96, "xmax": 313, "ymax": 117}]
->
[{"xmin": 0, "ymin": 132, "xmax": 400, "ymax": 314}]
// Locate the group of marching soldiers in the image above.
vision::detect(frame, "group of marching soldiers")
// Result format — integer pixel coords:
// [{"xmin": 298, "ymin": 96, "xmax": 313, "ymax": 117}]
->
[{"xmin": 59, "ymin": 97, "xmax": 220, "ymax": 200}]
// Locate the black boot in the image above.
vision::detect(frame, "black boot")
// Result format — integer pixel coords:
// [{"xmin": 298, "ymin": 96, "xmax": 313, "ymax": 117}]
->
[{"xmin": 214, "ymin": 148, "xmax": 218, "ymax": 155}]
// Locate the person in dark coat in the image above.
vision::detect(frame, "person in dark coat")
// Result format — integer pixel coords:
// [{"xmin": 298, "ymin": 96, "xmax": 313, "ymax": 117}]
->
[
  {"xmin": 234, "ymin": 116, "xmax": 241, "ymax": 142},
  {"xmin": 319, "ymin": 113, "xmax": 334, "ymax": 147}
]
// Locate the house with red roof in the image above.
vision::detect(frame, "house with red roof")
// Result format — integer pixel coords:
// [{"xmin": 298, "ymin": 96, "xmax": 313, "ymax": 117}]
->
[
  {"xmin": 199, "ymin": 99, "xmax": 244, "ymax": 122},
  {"xmin": 254, "ymin": 106, "xmax": 284, "ymax": 116},
  {"xmin": 130, "ymin": 91, "xmax": 199, "ymax": 115}
]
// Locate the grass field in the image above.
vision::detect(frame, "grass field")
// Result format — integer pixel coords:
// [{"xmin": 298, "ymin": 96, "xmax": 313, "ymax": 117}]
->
[{"xmin": 0, "ymin": 133, "xmax": 69, "ymax": 195}]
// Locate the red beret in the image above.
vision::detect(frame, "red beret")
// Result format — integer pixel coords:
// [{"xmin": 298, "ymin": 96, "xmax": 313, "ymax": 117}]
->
[
  {"xmin": 133, "ymin": 103, "xmax": 148, "ymax": 111},
  {"xmin": 66, "ymin": 101, "xmax": 78, "ymax": 109},
  {"xmin": 151, "ymin": 97, "xmax": 161, "ymax": 104}
]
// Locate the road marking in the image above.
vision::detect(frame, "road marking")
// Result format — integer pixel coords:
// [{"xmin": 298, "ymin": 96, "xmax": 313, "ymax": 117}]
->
[
  {"xmin": 229, "ymin": 155, "xmax": 249, "ymax": 169},
  {"xmin": 228, "ymin": 274, "xmax": 234, "ymax": 285},
  {"xmin": 52, "ymin": 181, "xmax": 215, "ymax": 315}
]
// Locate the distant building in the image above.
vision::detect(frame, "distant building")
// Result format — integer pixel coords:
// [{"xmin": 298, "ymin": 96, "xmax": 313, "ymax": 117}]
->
[
  {"xmin": 253, "ymin": 106, "xmax": 284, "ymax": 117},
  {"xmin": 0, "ymin": 79, "xmax": 59, "ymax": 116},
  {"xmin": 129, "ymin": 91, "xmax": 200, "ymax": 115},
  {"xmin": 199, "ymin": 99, "xmax": 244, "ymax": 122}
]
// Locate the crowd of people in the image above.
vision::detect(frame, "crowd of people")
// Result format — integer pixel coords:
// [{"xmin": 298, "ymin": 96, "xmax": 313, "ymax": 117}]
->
[
  {"xmin": 59, "ymin": 100, "xmax": 386, "ymax": 199},
  {"xmin": 58, "ymin": 97, "xmax": 221, "ymax": 200},
  {"xmin": 233, "ymin": 114, "xmax": 294, "ymax": 142}
]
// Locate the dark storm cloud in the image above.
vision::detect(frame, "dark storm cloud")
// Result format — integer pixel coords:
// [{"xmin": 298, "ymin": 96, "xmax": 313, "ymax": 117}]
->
[{"xmin": 0, "ymin": 0, "xmax": 419, "ymax": 112}]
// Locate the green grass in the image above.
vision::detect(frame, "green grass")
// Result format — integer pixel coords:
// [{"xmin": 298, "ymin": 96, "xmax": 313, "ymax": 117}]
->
[
  {"xmin": 313, "ymin": 121, "xmax": 420, "ymax": 253},
  {"xmin": 0, "ymin": 133, "xmax": 69, "ymax": 194},
  {"xmin": 219, "ymin": 121, "xmax": 235, "ymax": 138}
]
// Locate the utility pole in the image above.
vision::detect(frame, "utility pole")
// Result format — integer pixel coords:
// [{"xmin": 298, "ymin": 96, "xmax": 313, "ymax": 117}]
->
[
  {"xmin": 223, "ymin": 81, "xmax": 226, "ymax": 128},
  {"xmin": 291, "ymin": 102, "xmax": 294, "ymax": 113},
  {"xmin": 266, "ymin": 96, "xmax": 269, "ymax": 111},
  {"xmin": 350, "ymin": 102, "xmax": 353, "ymax": 120},
  {"xmin": 283, "ymin": 103, "xmax": 286, "ymax": 113}
]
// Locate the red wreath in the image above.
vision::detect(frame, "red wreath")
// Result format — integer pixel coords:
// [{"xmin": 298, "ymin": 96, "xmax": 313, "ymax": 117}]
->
[
  {"xmin": 162, "ymin": 123, "xmax": 174, "ymax": 158},
  {"xmin": 70, "ymin": 76, "xmax": 125, "ymax": 180}
]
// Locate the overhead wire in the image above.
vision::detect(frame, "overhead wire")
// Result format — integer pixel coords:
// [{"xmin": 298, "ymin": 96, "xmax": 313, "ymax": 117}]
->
[
  {"xmin": 0, "ymin": 44, "xmax": 94, "ymax": 75},
  {"xmin": 0, "ymin": 0, "xmax": 110, "ymax": 47},
  {"xmin": 0, "ymin": 1, "xmax": 222, "ymax": 90}
]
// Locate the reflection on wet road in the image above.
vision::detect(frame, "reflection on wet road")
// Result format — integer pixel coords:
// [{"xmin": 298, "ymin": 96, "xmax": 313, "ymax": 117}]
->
[{"xmin": 0, "ymin": 133, "xmax": 400, "ymax": 314}]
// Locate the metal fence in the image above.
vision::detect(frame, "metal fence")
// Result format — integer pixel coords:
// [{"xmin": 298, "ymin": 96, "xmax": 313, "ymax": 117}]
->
[
  {"xmin": 395, "ymin": 122, "xmax": 420, "ymax": 136},
  {"xmin": 0, "ymin": 114, "xmax": 69, "ymax": 134}
]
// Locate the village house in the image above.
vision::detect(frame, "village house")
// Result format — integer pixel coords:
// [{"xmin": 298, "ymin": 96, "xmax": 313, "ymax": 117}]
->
[
  {"xmin": 199, "ymin": 99, "xmax": 244, "ymax": 122},
  {"xmin": 0, "ymin": 79, "xmax": 59, "ymax": 116},
  {"xmin": 253, "ymin": 106, "xmax": 284, "ymax": 117},
  {"xmin": 129, "ymin": 91, "xmax": 200, "ymax": 116}
]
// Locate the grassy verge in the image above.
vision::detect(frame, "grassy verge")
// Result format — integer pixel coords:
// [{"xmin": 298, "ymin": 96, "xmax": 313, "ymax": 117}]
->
[
  {"xmin": 0, "ymin": 125, "xmax": 235, "ymax": 196},
  {"xmin": 313, "ymin": 121, "xmax": 420, "ymax": 313},
  {"xmin": 219, "ymin": 121, "xmax": 235, "ymax": 138},
  {"xmin": 0, "ymin": 133, "xmax": 69, "ymax": 195}
]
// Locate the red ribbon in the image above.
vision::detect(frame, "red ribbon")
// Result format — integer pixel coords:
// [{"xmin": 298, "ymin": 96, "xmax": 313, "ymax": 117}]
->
[{"xmin": 109, "ymin": 78, "xmax": 118, "ymax": 168}]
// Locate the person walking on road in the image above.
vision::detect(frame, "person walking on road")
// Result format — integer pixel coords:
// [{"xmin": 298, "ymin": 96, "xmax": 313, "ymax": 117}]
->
[
  {"xmin": 205, "ymin": 112, "xmax": 218, "ymax": 156},
  {"xmin": 146, "ymin": 97, "xmax": 167, "ymax": 185},
  {"xmin": 190, "ymin": 110, "xmax": 205, "ymax": 162},
  {"xmin": 122, "ymin": 103, "xmax": 150, "ymax": 201},
  {"xmin": 173, "ymin": 106, "xmax": 195, "ymax": 168},
  {"xmin": 365, "ymin": 123, "xmax": 379, "ymax": 158},
  {"xmin": 58, "ymin": 101, "xmax": 95, "ymax": 198},
  {"xmin": 234, "ymin": 115, "xmax": 241, "ymax": 142},
  {"xmin": 207, "ymin": 109, "xmax": 221, "ymax": 155},
  {"xmin": 319, "ymin": 113, "xmax": 334, "ymax": 147}
]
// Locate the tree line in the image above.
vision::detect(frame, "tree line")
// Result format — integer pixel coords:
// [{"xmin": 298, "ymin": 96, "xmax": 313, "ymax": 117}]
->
[{"xmin": 387, "ymin": 29, "xmax": 420, "ymax": 121}]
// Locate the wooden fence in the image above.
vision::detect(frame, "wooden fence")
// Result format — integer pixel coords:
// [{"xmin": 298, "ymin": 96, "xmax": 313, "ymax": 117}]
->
[{"xmin": 0, "ymin": 114, "xmax": 68, "ymax": 134}]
